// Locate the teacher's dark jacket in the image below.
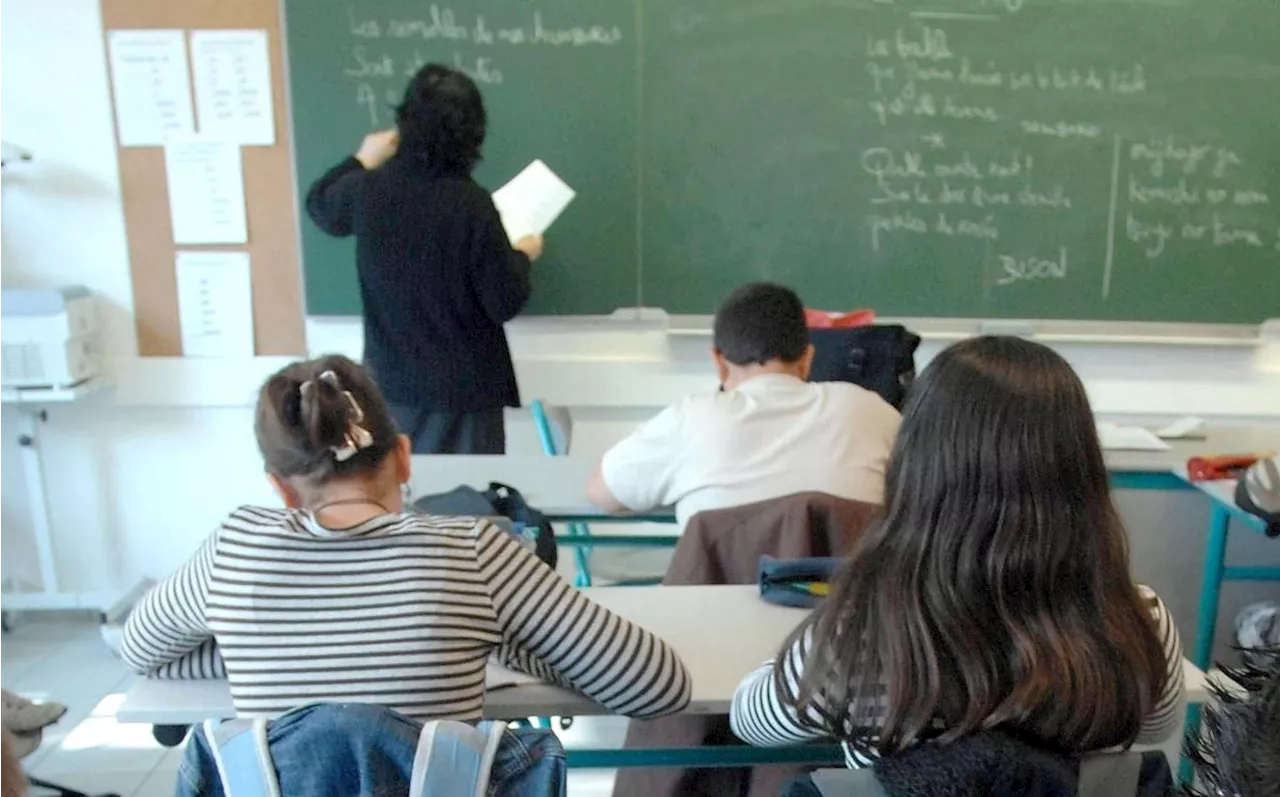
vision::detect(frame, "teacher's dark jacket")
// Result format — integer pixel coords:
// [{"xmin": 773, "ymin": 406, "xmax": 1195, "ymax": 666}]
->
[{"xmin": 306, "ymin": 153, "xmax": 530, "ymax": 410}]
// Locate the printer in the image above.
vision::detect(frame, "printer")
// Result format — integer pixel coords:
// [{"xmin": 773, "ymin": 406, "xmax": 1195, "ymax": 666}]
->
[{"xmin": 1, "ymin": 286, "xmax": 100, "ymax": 389}]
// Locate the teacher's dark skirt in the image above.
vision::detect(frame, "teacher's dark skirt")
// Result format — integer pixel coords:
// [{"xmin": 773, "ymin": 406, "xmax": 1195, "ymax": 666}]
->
[{"xmin": 388, "ymin": 405, "xmax": 505, "ymax": 455}]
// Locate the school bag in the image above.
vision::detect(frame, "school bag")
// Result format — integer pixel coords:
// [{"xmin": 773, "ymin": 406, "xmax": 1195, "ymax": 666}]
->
[
  {"xmin": 807, "ymin": 325, "xmax": 921, "ymax": 410},
  {"xmin": 415, "ymin": 482, "xmax": 558, "ymax": 568}
]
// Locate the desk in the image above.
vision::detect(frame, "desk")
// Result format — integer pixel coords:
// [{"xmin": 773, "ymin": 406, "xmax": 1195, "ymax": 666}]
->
[
  {"xmin": 119, "ymin": 585, "xmax": 1208, "ymax": 769},
  {"xmin": 1177, "ymin": 474, "xmax": 1279, "ymax": 670},
  {"xmin": 408, "ymin": 427, "xmax": 1278, "ymax": 518}
]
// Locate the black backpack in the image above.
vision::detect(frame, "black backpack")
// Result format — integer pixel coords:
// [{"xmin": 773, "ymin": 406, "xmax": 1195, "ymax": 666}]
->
[
  {"xmin": 807, "ymin": 325, "xmax": 921, "ymax": 410},
  {"xmin": 414, "ymin": 482, "xmax": 558, "ymax": 568}
]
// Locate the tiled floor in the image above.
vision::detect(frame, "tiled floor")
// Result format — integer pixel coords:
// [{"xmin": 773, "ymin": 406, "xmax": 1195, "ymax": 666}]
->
[{"xmin": 1, "ymin": 616, "xmax": 626, "ymax": 796}]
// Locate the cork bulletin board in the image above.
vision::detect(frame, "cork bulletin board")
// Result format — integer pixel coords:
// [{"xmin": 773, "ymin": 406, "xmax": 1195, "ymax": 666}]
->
[{"xmin": 101, "ymin": 0, "xmax": 305, "ymax": 356}]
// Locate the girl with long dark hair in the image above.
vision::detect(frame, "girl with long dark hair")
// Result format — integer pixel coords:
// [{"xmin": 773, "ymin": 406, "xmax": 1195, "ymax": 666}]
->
[{"xmin": 730, "ymin": 336, "xmax": 1184, "ymax": 765}]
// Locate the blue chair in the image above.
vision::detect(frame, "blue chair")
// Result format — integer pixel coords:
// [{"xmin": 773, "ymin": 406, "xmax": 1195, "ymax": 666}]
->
[{"xmin": 530, "ymin": 400, "xmax": 594, "ymax": 587}]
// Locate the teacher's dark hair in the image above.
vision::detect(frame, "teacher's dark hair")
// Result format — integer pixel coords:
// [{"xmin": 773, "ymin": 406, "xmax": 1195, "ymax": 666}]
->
[
  {"xmin": 396, "ymin": 64, "xmax": 486, "ymax": 173},
  {"xmin": 255, "ymin": 354, "xmax": 399, "ymax": 484},
  {"xmin": 781, "ymin": 336, "xmax": 1167, "ymax": 754},
  {"xmin": 713, "ymin": 282, "xmax": 808, "ymax": 366}
]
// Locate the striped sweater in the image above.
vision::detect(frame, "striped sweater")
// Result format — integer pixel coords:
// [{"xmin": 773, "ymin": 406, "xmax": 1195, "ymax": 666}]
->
[
  {"xmin": 730, "ymin": 586, "xmax": 1184, "ymax": 767},
  {"xmin": 121, "ymin": 507, "xmax": 691, "ymax": 720}
]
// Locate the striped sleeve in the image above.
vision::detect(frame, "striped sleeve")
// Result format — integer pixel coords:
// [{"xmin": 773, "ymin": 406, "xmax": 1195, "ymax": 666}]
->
[
  {"xmin": 148, "ymin": 639, "xmax": 227, "ymax": 680},
  {"xmin": 120, "ymin": 531, "xmax": 217, "ymax": 674},
  {"xmin": 475, "ymin": 522, "xmax": 691, "ymax": 719},
  {"xmin": 730, "ymin": 623, "xmax": 830, "ymax": 747},
  {"xmin": 1135, "ymin": 586, "xmax": 1185, "ymax": 744}
]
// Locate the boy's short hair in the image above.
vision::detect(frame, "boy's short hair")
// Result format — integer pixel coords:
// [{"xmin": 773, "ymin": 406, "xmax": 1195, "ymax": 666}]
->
[{"xmin": 712, "ymin": 283, "xmax": 808, "ymax": 366}]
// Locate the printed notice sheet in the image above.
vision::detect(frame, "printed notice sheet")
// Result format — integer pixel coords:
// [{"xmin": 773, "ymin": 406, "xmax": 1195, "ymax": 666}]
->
[
  {"xmin": 164, "ymin": 137, "xmax": 248, "ymax": 245},
  {"xmin": 107, "ymin": 30, "xmax": 196, "ymax": 146},
  {"xmin": 175, "ymin": 251, "xmax": 255, "ymax": 358},
  {"xmin": 492, "ymin": 160, "xmax": 576, "ymax": 243},
  {"xmin": 190, "ymin": 30, "xmax": 275, "ymax": 146}
]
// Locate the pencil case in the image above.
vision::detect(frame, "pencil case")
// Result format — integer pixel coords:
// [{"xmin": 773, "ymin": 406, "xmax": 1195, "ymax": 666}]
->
[{"xmin": 758, "ymin": 556, "xmax": 841, "ymax": 608}]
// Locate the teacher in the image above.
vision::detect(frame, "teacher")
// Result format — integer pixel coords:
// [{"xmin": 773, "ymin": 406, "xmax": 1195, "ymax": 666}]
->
[{"xmin": 305, "ymin": 64, "xmax": 542, "ymax": 454}]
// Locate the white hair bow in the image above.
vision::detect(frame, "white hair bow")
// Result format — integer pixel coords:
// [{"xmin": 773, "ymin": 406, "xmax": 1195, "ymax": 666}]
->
[{"xmin": 299, "ymin": 370, "xmax": 375, "ymax": 462}]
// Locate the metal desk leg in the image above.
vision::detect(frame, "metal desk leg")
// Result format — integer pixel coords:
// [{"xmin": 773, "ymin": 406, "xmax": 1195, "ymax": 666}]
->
[
  {"xmin": 1192, "ymin": 506, "xmax": 1231, "ymax": 669},
  {"xmin": 17, "ymin": 408, "xmax": 60, "ymax": 595}
]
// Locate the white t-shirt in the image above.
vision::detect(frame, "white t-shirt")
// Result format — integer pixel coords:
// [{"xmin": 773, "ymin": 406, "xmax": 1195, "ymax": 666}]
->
[{"xmin": 600, "ymin": 374, "xmax": 901, "ymax": 529}]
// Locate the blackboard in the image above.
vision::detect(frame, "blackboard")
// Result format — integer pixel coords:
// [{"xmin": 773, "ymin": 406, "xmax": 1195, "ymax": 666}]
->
[{"xmin": 286, "ymin": 0, "xmax": 1280, "ymax": 323}]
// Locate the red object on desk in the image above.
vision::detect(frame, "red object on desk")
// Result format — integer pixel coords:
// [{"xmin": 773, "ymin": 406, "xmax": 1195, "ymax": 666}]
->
[
  {"xmin": 1186, "ymin": 454, "xmax": 1267, "ymax": 482},
  {"xmin": 804, "ymin": 308, "xmax": 875, "ymax": 329}
]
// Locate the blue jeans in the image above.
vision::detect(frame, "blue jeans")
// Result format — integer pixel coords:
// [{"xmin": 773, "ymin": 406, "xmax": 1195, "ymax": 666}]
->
[{"xmin": 177, "ymin": 704, "xmax": 566, "ymax": 797}]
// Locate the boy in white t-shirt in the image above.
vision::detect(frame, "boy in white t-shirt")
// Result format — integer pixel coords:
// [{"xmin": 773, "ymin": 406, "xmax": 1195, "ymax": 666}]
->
[{"xmin": 586, "ymin": 283, "xmax": 901, "ymax": 530}]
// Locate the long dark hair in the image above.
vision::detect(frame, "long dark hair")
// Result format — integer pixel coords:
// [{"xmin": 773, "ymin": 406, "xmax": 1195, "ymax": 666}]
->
[{"xmin": 783, "ymin": 336, "xmax": 1167, "ymax": 754}]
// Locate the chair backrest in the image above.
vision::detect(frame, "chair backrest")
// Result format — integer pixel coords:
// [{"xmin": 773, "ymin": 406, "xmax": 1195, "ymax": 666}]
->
[
  {"xmin": 667, "ymin": 492, "xmax": 878, "ymax": 586},
  {"xmin": 530, "ymin": 400, "xmax": 573, "ymax": 456},
  {"xmin": 202, "ymin": 719, "xmax": 280, "ymax": 797},
  {"xmin": 201, "ymin": 712, "xmax": 562, "ymax": 797}
]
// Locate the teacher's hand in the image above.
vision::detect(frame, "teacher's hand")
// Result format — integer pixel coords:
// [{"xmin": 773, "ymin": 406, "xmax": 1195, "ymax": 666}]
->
[
  {"xmin": 515, "ymin": 234, "xmax": 544, "ymax": 262},
  {"xmin": 356, "ymin": 129, "xmax": 399, "ymax": 169}
]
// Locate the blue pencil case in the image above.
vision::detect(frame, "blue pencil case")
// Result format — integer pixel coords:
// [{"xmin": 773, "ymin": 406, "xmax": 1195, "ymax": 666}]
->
[{"xmin": 758, "ymin": 556, "xmax": 841, "ymax": 608}]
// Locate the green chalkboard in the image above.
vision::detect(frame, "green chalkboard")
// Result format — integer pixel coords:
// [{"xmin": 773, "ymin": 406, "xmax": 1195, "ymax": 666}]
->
[
  {"xmin": 285, "ymin": 0, "xmax": 639, "ymax": 315},
  {"xmin": 287, "ymin": 0, "xmax": 1280, "ymax": 323}
]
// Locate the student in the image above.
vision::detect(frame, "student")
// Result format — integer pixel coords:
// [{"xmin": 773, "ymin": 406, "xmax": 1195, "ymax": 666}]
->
[
  {"xmin": 120, "ymin": 355, "xmax": 691, "ymax": 722},
  {"xmin": 730, "ymin": 336, "xmax": 1184, "ymax": 766},
  {"xmin": 306, "ymin": 64, "xmax": 542, "ymax": 454},
  {"xmin": 586, "ymin": 282, "xmax": 900, "ymax": 529}
]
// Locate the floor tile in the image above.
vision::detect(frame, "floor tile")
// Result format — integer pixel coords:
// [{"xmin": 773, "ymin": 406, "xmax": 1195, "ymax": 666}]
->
[{"xmin": 23, "ymin": 768, "xmax": 154, "ymax": 797}]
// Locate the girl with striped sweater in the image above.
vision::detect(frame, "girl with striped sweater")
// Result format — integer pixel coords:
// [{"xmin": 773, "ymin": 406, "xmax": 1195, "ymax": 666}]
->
[{"xmin": 121, "ymin": 355, "xmax": 690, "ymax": 722}]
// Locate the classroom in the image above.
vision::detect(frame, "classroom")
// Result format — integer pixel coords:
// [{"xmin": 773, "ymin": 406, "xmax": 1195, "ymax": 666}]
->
[{"xmin": 1, "ymin": 0, "xmax": 1278, "ymax": 795}]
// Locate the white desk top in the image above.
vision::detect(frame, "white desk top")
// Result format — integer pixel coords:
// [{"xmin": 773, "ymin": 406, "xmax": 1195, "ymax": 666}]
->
[
  {"xmin": 116, "ymin": 585, "xmax": 1210, "ymax": 725},
  {"xmin": 406, "ymin": 426, "xmax": 1280, "ymax": 510}
]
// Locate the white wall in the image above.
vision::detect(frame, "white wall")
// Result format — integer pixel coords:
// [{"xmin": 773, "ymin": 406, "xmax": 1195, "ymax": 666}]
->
[{"xmin": 1, "ymin": 0, "xmax": 1277, "ymax": 658}]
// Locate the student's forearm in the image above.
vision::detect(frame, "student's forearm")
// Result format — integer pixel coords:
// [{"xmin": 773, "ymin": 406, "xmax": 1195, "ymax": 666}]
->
[
  {"xmin": 479, "ymin": 524, "xmax": 690, "ymax": 718},
  {"xmin": 585, "ymin": 466, "xmax": 635, "ymax": 514},
  {"xmin": 730, "ymin": 662, "xmax": 826, "ymax": 746},
  {"xmin": 120, "ymin": 535, "xmax": 216, "ymax": 673}
]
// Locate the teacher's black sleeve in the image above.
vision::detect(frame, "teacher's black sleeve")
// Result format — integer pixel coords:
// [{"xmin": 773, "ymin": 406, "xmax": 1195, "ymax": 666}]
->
[
  {"xmin": 467, "ymin": 189, "xmax": 532, "ymax": 325},
  {"xmin": 305, "ymin": 157, "xmax": 366, "ymax": 237}
]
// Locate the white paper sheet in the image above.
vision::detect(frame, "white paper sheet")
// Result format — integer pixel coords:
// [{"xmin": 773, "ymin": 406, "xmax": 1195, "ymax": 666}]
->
[
  {"xmin": 492, "ymin": 160, "xmax": 576, "ymax": 243},
  {"xmin": 107, "ymin": 30, "xmax": 196, "ymax": 147},
  {"xmin": 175, "ymin": 251, "xmax": 255, "ymax": 357},
  {"xmin": 1097, "ymin": 422, "xmax": 1172, "ymax": 452},
  {"xmin": 164, "ymin": 137, "xmax": 248, "ymax": 245},
  {"xmin": 1156, "ymin": 416, "xmax": 1206, "ymax": 440},
  {"xmin": 190, "ymin": 30, "xmax": 275, "ymax": 146}
]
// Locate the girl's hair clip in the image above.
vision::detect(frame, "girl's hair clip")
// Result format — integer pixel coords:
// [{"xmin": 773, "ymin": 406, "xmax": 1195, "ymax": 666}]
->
[{"xmin": 299, "ymin": 370, "xmax": 375, "ymax": 462}]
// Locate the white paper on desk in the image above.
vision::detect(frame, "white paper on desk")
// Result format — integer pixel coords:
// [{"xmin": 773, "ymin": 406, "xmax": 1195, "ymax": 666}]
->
[
  {"xmin": 1097, "ymin": 422, "xmax": 1172, "ymax": 452},
  {"xmin": 191, "ymin": 30, "xmax": 275, "ymax": 146},
  {"xmin": 175, "ymin": 251, "xmax": 255, "ymax": 357},
  {"xmin": 107, "ymin": 30, "xmax": 196, "ymax": 147},
  {"xmin": 485, "ymin": 662, "xmax": 545, "ymax": 690},
  {"xmin": 492, "ymin": 160, "xmax": 576, "ymax": 242},
  {"xmin": 164, "ymin": 137, "xmax": 248, "ymax": 245}
]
